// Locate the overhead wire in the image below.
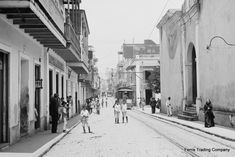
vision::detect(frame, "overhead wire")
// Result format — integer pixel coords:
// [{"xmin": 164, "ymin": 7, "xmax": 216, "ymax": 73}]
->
[{"xmin": 148, "ymin": 0, "xmax": 170, "ymax": 39}]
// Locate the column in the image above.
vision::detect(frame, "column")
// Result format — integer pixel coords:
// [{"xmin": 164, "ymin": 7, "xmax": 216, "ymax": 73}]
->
[
  {"xmin": 195, "ymin": 17, "xmax": 201, "ymax": 115},
  {"xmin": 181, "ymin": 22, "xmax": 187, "ymax": 111},
  {"xmin": 135, "ymin": 56, "xmax": 141, "ymax": 106}
]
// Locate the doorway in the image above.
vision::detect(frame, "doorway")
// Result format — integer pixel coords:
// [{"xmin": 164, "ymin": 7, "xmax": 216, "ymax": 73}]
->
[
  {"xmin": 145, "ymin": 89, "xmax": 152, "ymax": 105},
  {"xmin": 35, "ymin": 65, "xmax": 41, "ymax": 129},
  {"xmin": 75, "ymin": 92, "xmax": 78, "ymax": 113},
  {"xmin": 0, "ymin": 52, "xmax": 9, "ymax": 143},
  {"xmin": 187, "ymin": 43, "xmax": 197, "ymax": 104},
  {"xmin": 49, "ymin": 70, "xmax": 53, "ymax": 99},
  {"xmin": 20, "ymin": 59, "xmax": 29, "ymax": 136},
  {"xmin": 56, "ymin": 73, "xmax": 59, "ymax": 95},
  {"xmin": 61, "ymin": 75, "xmax": 64, "ymax": 98}
]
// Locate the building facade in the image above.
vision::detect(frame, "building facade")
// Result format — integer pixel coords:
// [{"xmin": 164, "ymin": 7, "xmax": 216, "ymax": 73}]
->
[
  {"xmin": 157, "ymin": 0, "xmax": 235, "ymax": 127},
  {"xmin": 117, "ymin": 40, "xmax": 160, "ymax": 106},
  {"xmin": 0, "ymin": 0, "xmax": 97, "ymax": 145}
]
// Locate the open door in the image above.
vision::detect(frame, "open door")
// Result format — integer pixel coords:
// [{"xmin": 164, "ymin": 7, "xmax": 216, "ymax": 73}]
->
[{"xmin": 0, "ymin": 52, "xmax": 9, "ymax": 143}]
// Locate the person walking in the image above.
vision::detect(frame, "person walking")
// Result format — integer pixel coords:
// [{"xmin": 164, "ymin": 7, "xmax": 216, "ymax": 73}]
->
[
  {"xmin": 49, "ymin": 94, "xmax": 60, "ymax": 133},
  {"xmin": 114, "ymin": 100, "xmax": 121, "ymax": 123},
  {"xmin": 113, "ymin": 100, "xmax": 118, "ymax": 123},
  {"xmin": 96, "ymin": 99, "xmax": 101, "ymax": 115},
  {"xmin": 140, "ymin": 98, "xmax": 145, "ymax": 111},
  {"xmin": 101, "ymin": 98, "xmax": 104, "ymax": 108},
  {"xmin": 90, "ymin": 98, "xmax": 95, "ymax": 113},
  {"xmin": 166, "ymin": 97, "xmax": 172, "ymax": 116},
  {"xmin": 61, "ymin": 99, "xmax": 68, "ymax": 132},
  {"xmin": 203, "ymin": 98, "xmax": 215, "ymax": 127},
  {"xmin": 150, "ymin": 97, "xmax": 157, "ymax": 114},
  {"xmin": 121, "ymin": 100, "xmax": 128, "ymax": 123},
  {"xmin": 81, "ymin": 105, "xmax": 91, "ymax": 133},
  {"xmin": 105, "ymin": 97, "xmax": 108, "ymax": 108},
  {"xmin": 156, "ymin": 98, "xmax": 161, "ymax": 112},
  {"xmin": 66, "ymin": 96, "xmax": 72, "ymax": 118}
]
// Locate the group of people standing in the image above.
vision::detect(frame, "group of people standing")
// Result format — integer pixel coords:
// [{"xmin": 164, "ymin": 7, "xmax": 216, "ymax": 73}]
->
[
  {"xmin": 85, "ymin": 97, "xmax": 99, "ymax": 114},
  {"xmin": 150, "ymin": 97, "xmax": 161, "ymax": 114},
  {"xmin": 113, "ymin": 99, "xmax": 128, "ymax": 124},
  {"xmin": 101, "ymin": 97, "xmax": 108, "ymax": 108},
  {"xmin": 49, "ymin": 94, "xmax": 72, "ymax": 133}
]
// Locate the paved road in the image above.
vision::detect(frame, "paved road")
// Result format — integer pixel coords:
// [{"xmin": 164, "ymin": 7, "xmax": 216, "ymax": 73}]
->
[{"xmin": 43, "ymin": 97, "xmax": 235, "ymax": 157}]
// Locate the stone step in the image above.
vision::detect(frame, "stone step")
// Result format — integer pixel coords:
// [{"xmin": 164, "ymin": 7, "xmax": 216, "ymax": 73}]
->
[
  {"xmin": 182, "ymin": 111, "xmax": 197, "ymax": 116},
  {"xmin": 177, "ymin": 114, "xmax": 198, "ymax": 121},
  {"xmin": 185, "ymin": 108, "xmax": 196, "ymax": 112},
  {"xmin": 186, "ymin": 106, "xmax": 196, "ymax": 109},
  {"xmin": 186, "ymin": 104, "xmax": 196, "ymax": 107}
]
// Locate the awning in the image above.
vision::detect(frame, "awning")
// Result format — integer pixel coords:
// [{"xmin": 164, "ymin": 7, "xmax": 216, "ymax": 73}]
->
[{"xmin": 117, "ymin": 87, "xmax": 133, "ymax": 92}]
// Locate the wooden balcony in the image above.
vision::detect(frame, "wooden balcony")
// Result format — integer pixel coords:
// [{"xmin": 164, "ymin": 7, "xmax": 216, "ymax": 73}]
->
[
  {"xmin": 54, "ymin": 16, "xmax": 81, "ymax": 62},
  {"xmin": 0, "ymin": 0, "xmax": 66, "ymax": 49}
]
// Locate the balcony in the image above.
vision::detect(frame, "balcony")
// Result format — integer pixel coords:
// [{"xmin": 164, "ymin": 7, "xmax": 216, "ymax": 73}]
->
[
  {"xmin": 55, "ymin": 15, "xmax": 81, "ymax": 62},
  {"xmin": 66, "ymin": 9, "xmax": 89, "ymax": 74},
  {"xmin": 0, "ymin": 0, "xmax": 66, "ymax": 49},
  {"xmin": 78, "ymin": 73, "xmax": 91, "ymax": 84}
]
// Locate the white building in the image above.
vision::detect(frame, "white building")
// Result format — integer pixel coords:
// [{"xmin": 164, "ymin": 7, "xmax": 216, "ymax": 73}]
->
[
  {"xmin": 0, "ymin": 0, "xmax": 94, "ymax": 145},
  {"xmin": 118, "ymin": 40, "xmax": 160, "ymax": 105}
]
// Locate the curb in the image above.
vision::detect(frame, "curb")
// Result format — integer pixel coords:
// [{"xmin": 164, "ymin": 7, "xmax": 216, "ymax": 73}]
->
[
  {"xmin": 34, "ymin": 120, "xmax": 81, "ymax": 157},
  {"xmin": 134, "ymin": 109, "xmax": 235, "ymax": 142}
]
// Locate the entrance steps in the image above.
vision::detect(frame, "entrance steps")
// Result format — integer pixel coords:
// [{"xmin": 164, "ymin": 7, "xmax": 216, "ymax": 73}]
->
[{"xmin": 178, "ymin": 104, "xmax": 198, "ymax": 121}]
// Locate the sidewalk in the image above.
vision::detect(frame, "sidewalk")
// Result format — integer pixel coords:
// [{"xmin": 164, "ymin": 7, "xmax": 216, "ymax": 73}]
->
[
  {"xmin": 135, "ymin": 106, "xmax": 235, "ymax": 142},
  {"xmin": 0, "ymin": 114, "xmax": 81, "ymax": 157}
]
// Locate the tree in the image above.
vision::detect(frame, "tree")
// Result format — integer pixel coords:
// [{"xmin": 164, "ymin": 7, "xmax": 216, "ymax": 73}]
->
[{"xmin": 147, "ymin": 66, "xmax": 160, "ymax": 93}]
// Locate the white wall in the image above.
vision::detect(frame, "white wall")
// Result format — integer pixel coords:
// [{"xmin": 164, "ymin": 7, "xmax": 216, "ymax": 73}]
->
[{"xmin": 0, "ymin": 15, "xmax": 44, "ymax": 142}]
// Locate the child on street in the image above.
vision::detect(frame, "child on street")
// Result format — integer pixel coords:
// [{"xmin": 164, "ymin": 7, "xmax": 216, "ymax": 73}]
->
[
  {"xmin": 114, "ymin": 100, "xmax": 121, "ymax": 124},
  {"xmin": 61, "ymin": 100, "xmax": 68, "ymax": 132},
  {"xmin": 121, "ymin": 100, "xmax": 128, "ymax": 123},
  {"xmin": 81, "ymin": 105, "xmax": 91, "ymax": 133}
]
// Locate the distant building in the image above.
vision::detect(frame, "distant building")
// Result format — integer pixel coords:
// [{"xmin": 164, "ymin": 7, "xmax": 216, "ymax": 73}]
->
[
  {"xmin": 157, "ymin": 0, "xmax": 235, "ymax": 127},
  {"xmin": 117, "ymin": 40, "xmax": 160, "ymax": 106}
]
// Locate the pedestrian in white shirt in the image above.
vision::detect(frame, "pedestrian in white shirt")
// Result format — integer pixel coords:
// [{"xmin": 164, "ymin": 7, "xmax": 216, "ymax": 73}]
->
[
  {"xmin": 114, "ymin": 100, "xmax": 121, "ymax": 124},
  {"xmin": 121, "ymin": 100, "xmax": 128, "ymax": 123},
  {"xmin": 81, "ymin": 105, "xmax": 91, "ymax": 133},
  {"xmin": 61, "ymin": 100, "xmax": 68, "ymax": 132},
  {"xmin": 166, "ymin": 97, "xmax": 172, "ymax": 116}
]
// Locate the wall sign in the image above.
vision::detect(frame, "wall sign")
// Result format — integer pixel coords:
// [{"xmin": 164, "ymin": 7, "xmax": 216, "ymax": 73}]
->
[{"xmin": 35, "ymin": 79, "xmax": 43, "ymax": 89}]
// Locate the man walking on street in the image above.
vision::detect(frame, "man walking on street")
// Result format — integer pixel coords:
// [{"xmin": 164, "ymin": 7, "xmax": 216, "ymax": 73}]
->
[
  {"xmin": 50, "ymin": 94, "xmax": 60, "ymax": 133},
  {"xmin": 150, "ymin": 97, "xmax": 157, "ymax": 114}
]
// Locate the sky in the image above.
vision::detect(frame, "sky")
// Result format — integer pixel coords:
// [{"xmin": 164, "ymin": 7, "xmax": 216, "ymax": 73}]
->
[{"xmin": 81, "ymin": 0, "xmax": 184, "ymax": 78}]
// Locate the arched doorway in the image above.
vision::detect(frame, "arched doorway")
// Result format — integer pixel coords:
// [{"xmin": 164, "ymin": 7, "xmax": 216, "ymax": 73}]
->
[{"xmin": 186, "ymin": 43, "xmax": 197, "ymax": 104}]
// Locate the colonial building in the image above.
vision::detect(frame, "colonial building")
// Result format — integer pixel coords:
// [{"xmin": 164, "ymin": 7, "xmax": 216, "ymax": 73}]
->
[
  {"xmin": 0, "ymin": 0, "xmax": 96, "ymax": 146},
  {"xmin": 117, "ymin": 40, "xmax": 160, "ymax": 105},
  {"xmin": 157, "ymin": 0, "xmax": 235, "ymax": 127}
]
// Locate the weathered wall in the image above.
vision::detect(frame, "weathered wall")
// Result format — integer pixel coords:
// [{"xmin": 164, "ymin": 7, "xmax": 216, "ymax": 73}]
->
[
  {"xmin": 160, "ymin": 15, "xmax": 184, "ymax": 115},
  {"xmin": 196, "ymin": 0, "xmax": 235, "ymax": 127},
  {"xmin": 0, "ymin": 15, "xmax": 44, "ymax": 143}
]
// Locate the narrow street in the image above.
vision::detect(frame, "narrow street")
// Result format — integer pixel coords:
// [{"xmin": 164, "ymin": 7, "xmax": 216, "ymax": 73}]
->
[{"xmin": 43, "ymin": 98, "xmax": 235, "ymax": 157}]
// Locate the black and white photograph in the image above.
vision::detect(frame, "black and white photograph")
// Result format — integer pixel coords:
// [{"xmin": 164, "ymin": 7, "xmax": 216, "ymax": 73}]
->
[{"xmin": 0, "ymin": 0, "xmax": 235, "ymax": 156}]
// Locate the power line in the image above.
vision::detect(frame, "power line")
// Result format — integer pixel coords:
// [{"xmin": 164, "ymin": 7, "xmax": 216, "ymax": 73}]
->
[{"xmin": 148, "ymin": 0, "xmax": 170, "ymax": 39}]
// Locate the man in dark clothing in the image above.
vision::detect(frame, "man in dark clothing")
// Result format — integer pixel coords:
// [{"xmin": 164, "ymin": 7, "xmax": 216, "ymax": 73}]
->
[
  {"xmin": 150, "ymin": 97, "xmax": 157, "ymax": 114},
  {"xmin": 50, "ymin": 94, "xmax": 60, "ymax": 133}
]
